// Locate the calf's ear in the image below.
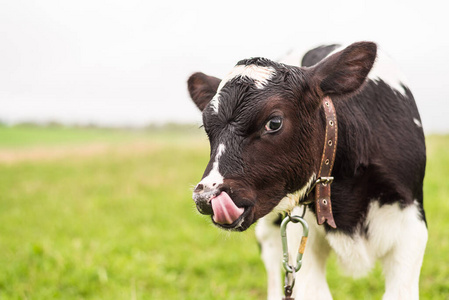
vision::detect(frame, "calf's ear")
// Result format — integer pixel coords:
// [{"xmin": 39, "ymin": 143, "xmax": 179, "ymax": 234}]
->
[
  {"xmin": 310, "ymin": 41, "xmax": 377, "ymax": 97},
  {"xmin": 187, "ymin": 72, "xmax": 221, "ymax": 111}
]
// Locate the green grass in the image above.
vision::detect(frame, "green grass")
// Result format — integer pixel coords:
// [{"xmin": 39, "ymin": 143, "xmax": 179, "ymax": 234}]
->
[{"xmin": 0, "ymin": 126, "xmax": 448, "ymax": 299}]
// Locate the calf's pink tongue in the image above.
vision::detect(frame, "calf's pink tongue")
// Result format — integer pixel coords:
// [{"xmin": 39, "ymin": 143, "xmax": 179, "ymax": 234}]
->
[{"xmin": 211, "ymin": 192, "xmax": 244, "ymax": 225}]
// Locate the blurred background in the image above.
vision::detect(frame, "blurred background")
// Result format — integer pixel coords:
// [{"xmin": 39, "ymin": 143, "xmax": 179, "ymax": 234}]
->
[
  {"xmin": 1, "ymin": 0, "xmax": 448, "ymax": 299},
  {"xmin": 1, "ymin": 0, "xmax": 448, "ymax": 132}
]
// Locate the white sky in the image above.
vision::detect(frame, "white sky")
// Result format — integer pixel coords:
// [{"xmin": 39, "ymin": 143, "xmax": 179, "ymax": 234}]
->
[{"xmin": 0, "ymin": 0, "xmax": 448, "ymax": 132}]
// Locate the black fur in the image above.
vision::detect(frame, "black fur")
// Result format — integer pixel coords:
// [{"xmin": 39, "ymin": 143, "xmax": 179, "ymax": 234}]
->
[{"xmin": 302, "ymin": 44, "xmax": 340, "ymax": 67}]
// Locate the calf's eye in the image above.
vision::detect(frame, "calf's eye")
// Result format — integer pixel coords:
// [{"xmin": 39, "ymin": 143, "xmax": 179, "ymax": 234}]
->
[{"xmin": 265, "ymin": 116, "xmax": 283, "ymax": 133}]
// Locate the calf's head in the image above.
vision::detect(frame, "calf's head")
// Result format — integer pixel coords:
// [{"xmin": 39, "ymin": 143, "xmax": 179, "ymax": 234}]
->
[{"xmin": 188, "ymin": 42, "xmax": 376, "ymax": 231}]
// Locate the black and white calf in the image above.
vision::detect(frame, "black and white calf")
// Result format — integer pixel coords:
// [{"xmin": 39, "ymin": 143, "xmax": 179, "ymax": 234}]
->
[{"xmin": 187, "ymin": 42, "xmax": 427, "ymax": 300}]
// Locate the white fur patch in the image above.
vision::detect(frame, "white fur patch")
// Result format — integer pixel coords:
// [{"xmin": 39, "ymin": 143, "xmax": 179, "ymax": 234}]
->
[
  {"xmin": 272, "ymin": 174, "xmax": 316, "ymax": 214},
  {"xmin": 198, "ymin": 143, "xmax": 225, "ymax": 189},
  {"xmin": 325, "ymin": 200, "xmax": 427, "ymax": 279},
  {"xmin": 255, "ymin": 216, "xmax": 283, "ymax": 300},
  {"xmin": 369, "ymin": 49, "xmax": 409, "ymax": 96},
  {"xmin": 210, "ymin": 65, "xmax": 276, "ymax": 113},
  {"xmin": 380, "ymin": 200, "xmax": 427, "ymax": 300},
  {"xmin": 413, "ymin": 118, "xmax": 422, "ymax": 128}
]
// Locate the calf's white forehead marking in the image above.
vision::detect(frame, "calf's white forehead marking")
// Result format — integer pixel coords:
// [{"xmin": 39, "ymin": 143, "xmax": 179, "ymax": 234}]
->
[
  {"xmin": 198, "ymin": 143, "xmax": 225, "ymax": 188},
  {"xmin": 229, "ymin": 65, "xmax": 276, "ymax": 89},
  {"xmin": 210, "ymin": 65, "xmax": 276, "ymax": 113}
]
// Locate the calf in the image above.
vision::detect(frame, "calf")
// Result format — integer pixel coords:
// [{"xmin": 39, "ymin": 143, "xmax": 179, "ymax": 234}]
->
[{"xmin": 187, "ymin": 42, "xmax": 427, "ymax": 300}]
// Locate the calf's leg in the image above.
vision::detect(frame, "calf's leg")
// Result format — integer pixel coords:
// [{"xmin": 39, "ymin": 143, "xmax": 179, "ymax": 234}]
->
[
  {"xmin": 255, "ymin": 216, "xmax": 283, "ymax": 300},
  {"xmin": 381, "ymin": 204, "xmax": 427, "ymax": 300}
]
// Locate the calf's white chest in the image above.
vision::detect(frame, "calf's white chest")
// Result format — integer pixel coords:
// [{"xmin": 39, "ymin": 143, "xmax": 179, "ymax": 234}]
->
[{"xmin": 325, "ymin": 200, "xmax": 426, "ymax": 277}]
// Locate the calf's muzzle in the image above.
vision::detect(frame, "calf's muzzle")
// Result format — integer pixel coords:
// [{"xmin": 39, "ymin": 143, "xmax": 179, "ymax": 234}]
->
[{"xmin": 192, "ymin": 183, "xmax": 218, "ymax": 215}]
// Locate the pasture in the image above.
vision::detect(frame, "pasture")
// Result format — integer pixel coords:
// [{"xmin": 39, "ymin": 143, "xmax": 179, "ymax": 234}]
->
[{"xmin": 0, "ymin": 125, "xmax": 447, "ymax": 299}]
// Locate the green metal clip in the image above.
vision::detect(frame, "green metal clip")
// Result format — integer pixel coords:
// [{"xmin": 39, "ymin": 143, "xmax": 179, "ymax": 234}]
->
[{"xmin": 280, "ymin": 214, "xmax": 309, "ymax": 273}]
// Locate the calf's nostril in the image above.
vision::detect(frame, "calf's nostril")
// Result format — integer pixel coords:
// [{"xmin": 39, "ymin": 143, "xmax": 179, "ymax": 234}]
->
[{"xmin": 194, "ymin": 184, "xmax": 204, "ymax": 193}]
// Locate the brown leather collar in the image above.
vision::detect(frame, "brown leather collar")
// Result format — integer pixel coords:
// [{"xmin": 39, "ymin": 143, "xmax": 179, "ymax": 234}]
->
[{"xmin": 305, "ymin": 96, "xmax": 338, "ymax": 228}]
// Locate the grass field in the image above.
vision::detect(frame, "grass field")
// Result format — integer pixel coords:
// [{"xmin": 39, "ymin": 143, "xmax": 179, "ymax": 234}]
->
[{"xmin": 0, "ymin": 125, "xmax": 448, "ymax": 299}]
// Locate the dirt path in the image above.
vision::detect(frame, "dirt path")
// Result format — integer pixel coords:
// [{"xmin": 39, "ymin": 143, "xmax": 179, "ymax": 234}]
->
[
  {"xmin": 0, "ymin": 142, "xmax": 158, "ymax": 164},
  {"xmin": 0, "ymin": 137, "xmax": 208, "ymax": 164}
]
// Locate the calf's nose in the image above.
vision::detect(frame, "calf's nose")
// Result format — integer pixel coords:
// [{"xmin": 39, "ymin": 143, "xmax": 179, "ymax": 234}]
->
[
  {"xmin": 193, "ymin": 182, "xmax": 220, "ymax": 215},
  {"xmin": 194, "ymin": 183, "xmax": 204, "ymax": 193},
  {"xmin": 193, "ymin": 182, "xmax": 218, "ymax": 194}
]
